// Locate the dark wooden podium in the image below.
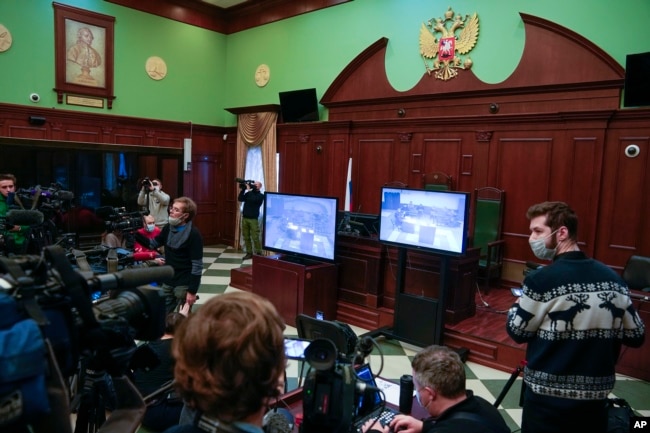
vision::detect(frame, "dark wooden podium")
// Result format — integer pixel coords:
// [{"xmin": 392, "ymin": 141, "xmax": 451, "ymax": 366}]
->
[{"xmin": 252, "ymin": 254, "xmax": 338, "ymax": 326}]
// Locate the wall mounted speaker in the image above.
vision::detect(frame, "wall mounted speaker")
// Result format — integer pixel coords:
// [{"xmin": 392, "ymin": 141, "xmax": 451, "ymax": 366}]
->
[
  {"xmin": 623, "ymin": 52, "xmax": 650, "ymax": 107},
  {"xmin": 183, "ymin": 138, "xmax": 192, "ymax": 171}
]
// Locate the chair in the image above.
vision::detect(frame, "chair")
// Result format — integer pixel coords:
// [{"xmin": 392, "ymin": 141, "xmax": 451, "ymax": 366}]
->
[
  {"xmin": 622, "ymin": 255, "xmax": 650, "ymax": 292},
  {"xmin": 421, "ymin": 171, "xmax": 452, "ymax": 191},
  {"xmin": 470, "ymin": 187, "xmax": 506, "ymax": 292}
]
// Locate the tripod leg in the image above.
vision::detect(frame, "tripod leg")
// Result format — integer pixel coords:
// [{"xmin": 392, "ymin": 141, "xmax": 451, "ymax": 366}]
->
[{"xmin": 493, "ymin": 362, "xmax": 525, "ymax": 408}]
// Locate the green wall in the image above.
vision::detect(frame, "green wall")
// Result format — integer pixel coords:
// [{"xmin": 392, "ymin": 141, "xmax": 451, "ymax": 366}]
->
[
  {"xmin": 0, "ymin": 0, "xmax": 226, "ymax": 125},
  {"xmin": 1, "ymin": 0, "xmax": 649, "ymax": 127}
]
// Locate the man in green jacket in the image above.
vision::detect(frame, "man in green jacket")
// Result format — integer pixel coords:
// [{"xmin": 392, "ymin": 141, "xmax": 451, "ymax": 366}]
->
[{"xmin": 0, "ymin": 173, "xmax": 27, "ymax": 254}]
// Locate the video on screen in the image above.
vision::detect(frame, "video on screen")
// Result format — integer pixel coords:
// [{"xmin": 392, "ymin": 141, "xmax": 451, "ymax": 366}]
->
[
  {"xmin": 378, "ymin": 187, "xmax": 469, "ymax": 255},
  {"xmin": 263, "ymin": 192, "xmax": 338, "ymax": 262}
]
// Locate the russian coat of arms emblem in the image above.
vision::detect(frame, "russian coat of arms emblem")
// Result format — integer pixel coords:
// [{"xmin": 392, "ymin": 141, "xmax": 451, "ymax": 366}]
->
[{"xmin": 419, "ymin": 7, "xmax": 479, "ymax": 81}]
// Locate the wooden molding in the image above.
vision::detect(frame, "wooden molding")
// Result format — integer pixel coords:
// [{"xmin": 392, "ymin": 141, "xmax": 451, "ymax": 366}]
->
[{"xmin": 105, "ymin": 0, "xmax": 352, "ymax": 34}]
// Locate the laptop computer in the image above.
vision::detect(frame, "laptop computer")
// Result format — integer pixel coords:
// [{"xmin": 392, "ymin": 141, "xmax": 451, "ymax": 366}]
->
[{"xmin": 353, "ymin": 364, "xmax": 398, "ymax": 433}]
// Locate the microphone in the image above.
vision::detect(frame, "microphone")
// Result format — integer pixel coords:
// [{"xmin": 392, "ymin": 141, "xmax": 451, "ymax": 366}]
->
[
  {"xmin": 6, "ymin": 209, "xmax": 45, "ymax": 226},
  {"xmin": 355, "ymin": 380, "xmax": 381, "ymax": 395},
  {"xmin": 91, "ymin": 265, "xmax": 174, "ymax": 291},
  {"xmin": 263, "ymin": 408, "xmax": 294, "ymax": 433}
]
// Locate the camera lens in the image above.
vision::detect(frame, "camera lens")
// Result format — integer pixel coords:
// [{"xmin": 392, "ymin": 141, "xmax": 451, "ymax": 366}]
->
[{"xmin": 305, "ymin": 339, "xmax": 337, "ymax": 371}]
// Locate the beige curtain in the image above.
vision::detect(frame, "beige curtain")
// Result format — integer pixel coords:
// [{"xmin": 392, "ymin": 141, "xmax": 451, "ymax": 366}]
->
[{"xmin": 234, "ymin": 111, "xmax": 278, "ymax": 251}]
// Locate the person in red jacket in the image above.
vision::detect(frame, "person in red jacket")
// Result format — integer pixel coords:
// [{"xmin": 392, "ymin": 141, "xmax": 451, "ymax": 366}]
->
[{"xmin": 134, "ymin": 214, "xmax": 163, "ymax": 262}]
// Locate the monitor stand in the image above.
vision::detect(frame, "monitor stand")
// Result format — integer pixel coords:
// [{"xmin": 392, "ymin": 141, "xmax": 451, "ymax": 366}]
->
[{"xmin": 362, "ymin": 248, "xmax": 467, "ymax": 361}]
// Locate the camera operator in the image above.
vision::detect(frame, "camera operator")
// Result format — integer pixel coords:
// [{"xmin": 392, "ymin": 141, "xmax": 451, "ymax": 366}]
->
[
  {"xmin": 364, "ymin": 345, "xmax": 509, "ymax": 433},
  {"xmin": 138, "ymin": 177, "xmax": 170, "ymax": 228},
  {"xmin": 135, "ymin": 197, "xmax": 203, "ymax": 314},
  {"xmin": 101, "ymin": 229, "xmax": 126, "ymax": 248},
  {"xmin": 161, "ymin": 291, "xmax": 286, "ymax": 433},
  {"xmin": 237, "ymin": 180, "xmax": 264, "ymax": 260},
  {"xmin": 0, "ymin": 173, "xmax": 27, "ymax": 254}
]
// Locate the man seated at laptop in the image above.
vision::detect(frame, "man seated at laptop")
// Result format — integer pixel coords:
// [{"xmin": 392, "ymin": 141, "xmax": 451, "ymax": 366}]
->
[{"xmin": 362, "ymin": 345, "xmax": 509, "ymax": 433}]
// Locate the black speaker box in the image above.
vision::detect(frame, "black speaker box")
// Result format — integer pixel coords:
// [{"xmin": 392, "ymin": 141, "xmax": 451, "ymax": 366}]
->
[{"xmin": 623, "ymin": 52, "xmax": 650, "ymax": 107}]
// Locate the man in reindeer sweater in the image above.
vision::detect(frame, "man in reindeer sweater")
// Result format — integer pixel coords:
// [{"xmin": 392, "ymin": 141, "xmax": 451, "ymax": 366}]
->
[{"xmin": 506, "ymin": 201, "xmax": 645, "ymax": 433}]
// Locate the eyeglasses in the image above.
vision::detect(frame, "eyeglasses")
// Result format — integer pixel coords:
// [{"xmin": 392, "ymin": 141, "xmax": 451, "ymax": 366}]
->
[
  {"xmin": 152, "ymin": 182, "xmax": 160, "ymax": 186},
  {"xmin": 169, "ymin": 206, "xmax": 185, "ymax": 214}
]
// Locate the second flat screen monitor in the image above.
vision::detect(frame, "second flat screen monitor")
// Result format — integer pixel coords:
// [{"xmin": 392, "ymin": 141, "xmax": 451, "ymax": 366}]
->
[{"xmin": 378, "ymin": 187, "xmax": 470, "ymax": 256}]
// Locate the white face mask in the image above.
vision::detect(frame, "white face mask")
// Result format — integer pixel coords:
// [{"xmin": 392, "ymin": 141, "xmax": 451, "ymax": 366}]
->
[
  {"xmin": 145, "ymin": 223, "xmax": 156, "ymax": 232},
  {"xmin": 168, "ymin": 216, "xmax": 184, "ymax": 227},
  {"xmin": 529, "ymin": 229, "xmax": 558, "ymax": 260}
]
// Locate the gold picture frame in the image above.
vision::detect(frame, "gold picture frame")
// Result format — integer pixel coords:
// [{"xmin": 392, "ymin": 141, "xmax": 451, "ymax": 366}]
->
[{"xmin": 53, "ymin": 3, "xmax": 115, "ymax": 108}]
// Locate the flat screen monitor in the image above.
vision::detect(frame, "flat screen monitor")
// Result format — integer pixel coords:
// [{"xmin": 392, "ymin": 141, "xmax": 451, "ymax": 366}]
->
[
  {"xmin": 623, "ymin": 52, "xmax": 650, "ymax": 107},
  {"xmin": 279, "ymin": 88, "xmax": 319, "ymax": 122},
  {"xmin": 263, "ymin": 192, "xmax": 338, "ymax": 263},
  {"xmin": 378, "ymin": 187, "xmax": 470, "ymax": 256}
]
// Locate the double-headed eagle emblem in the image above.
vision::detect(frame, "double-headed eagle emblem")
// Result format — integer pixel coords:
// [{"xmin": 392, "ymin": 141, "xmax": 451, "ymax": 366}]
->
[{"xmin": 419, "ymin": 7, "xmax": 479, "ymax": 81}]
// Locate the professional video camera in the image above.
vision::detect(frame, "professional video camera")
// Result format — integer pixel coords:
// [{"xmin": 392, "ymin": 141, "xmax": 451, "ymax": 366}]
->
[
  {"xmin": 1, "ymin": 185, "xmax": 68, "ymax": 255},
  {"xmin": 0, "ymin": 245, "xmax": 174, "ymax": 433},
  {"xmin": 14, "ymin": 183, "xmax": 74, "ymax": 214},
  {"xmin": 96, "ymin": 206, "xmax": 145, "ymax": 233},
  {"xmin": 235, "ymin": 177, "xmax": 257, "ymax": 190},
  {"xmin": 141, "ymin": 177, "xmax": 153, "ymax": 189},
  {"xmin": 301, "ymin": 339, "xmax": 382, "ymax": 433}
]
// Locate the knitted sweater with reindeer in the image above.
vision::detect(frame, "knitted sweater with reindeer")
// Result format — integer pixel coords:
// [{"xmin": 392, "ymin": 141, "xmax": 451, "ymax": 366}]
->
[{"xmin": 506, "ymin": 251, "xmax": 645, "ymax": 400}]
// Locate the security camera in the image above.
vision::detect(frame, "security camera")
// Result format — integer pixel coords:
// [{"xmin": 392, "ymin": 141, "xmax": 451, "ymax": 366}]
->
[
  {"xmin": 624, "ymin": 144, "xmax": 640, "ymax": 158},
  {"xmin": 29, "ymin": 93, "xmax": 40, "ymax": 103}
]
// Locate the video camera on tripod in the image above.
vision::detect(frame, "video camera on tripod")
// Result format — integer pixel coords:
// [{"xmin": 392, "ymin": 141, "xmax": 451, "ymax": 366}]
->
[
  {"xmin": 301, "ymin": 338, "xmax": 384, "ymax": 433},
  {"xmin": 14, "ymin": 183, "xmax": 74, "ymax": 214},
  {"xmin": 1, "ymin": 185, "xmax": 65, "ymax": 255},
  {"xmin": 96, "ymin": 206, "xmax": 146, "ymax": 233},
  {"xmin": 0, "ymin": 245, "xmax": 174, "ymax": 433}
]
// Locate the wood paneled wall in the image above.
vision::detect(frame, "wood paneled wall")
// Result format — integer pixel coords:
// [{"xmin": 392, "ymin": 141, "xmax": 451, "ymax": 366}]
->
[
  {"xmin": 277, "ymin": 14, "xmax": 650, "ymax": 279},
  {"xmin": 0, "ymin": 102, "xmax": 232, "ymax": 246}
]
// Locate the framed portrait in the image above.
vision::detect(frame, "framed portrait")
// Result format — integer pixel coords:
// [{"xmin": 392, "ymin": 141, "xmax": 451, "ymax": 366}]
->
[{"xmin": 53, "ymin": 3, "xmax": 115, "ymax": 108}]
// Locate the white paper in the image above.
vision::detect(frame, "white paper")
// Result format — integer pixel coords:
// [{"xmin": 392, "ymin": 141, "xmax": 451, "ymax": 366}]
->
[{"xmin": 374, "ymin": 377, "xmax": 404, "ymax": 407}]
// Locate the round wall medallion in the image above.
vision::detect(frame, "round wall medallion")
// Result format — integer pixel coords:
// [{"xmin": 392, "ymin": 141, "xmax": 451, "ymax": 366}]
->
[
  {"xmin": 255, "ymin": 64, "xmax": 270, "ymax": 87},
  {"xmin": 0, "ymin": 24, "xmax": 13, "ymax": 53},
  {"xmin": 146, "ymin": 56, "xmax": 167, "ymax": 80}
]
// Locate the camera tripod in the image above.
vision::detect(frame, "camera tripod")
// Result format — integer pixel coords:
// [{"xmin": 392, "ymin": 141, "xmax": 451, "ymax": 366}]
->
[
  {"xmin": 71, "ymin": 355, "xmax": 146, "ymax": 433},
  {"xmin": 493, "ymin": 360, "xmax": 526, "ymax": 408},
  {"xmin": 72, "ymin": 366, "xmax": 117, "ymax": 433}
]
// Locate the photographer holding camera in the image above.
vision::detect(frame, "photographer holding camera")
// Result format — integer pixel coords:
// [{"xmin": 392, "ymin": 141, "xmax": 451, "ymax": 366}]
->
[
  {"xmin": 237, "ymin": 179, "xmax": 264, "ymax": 260},
  {"xmin": 0, "ymin": 173, "xmax": 27, "ymax": 254},
  {"xmin": 138, "ymin": 177, "xmax": 170, "ymax": 228}
]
